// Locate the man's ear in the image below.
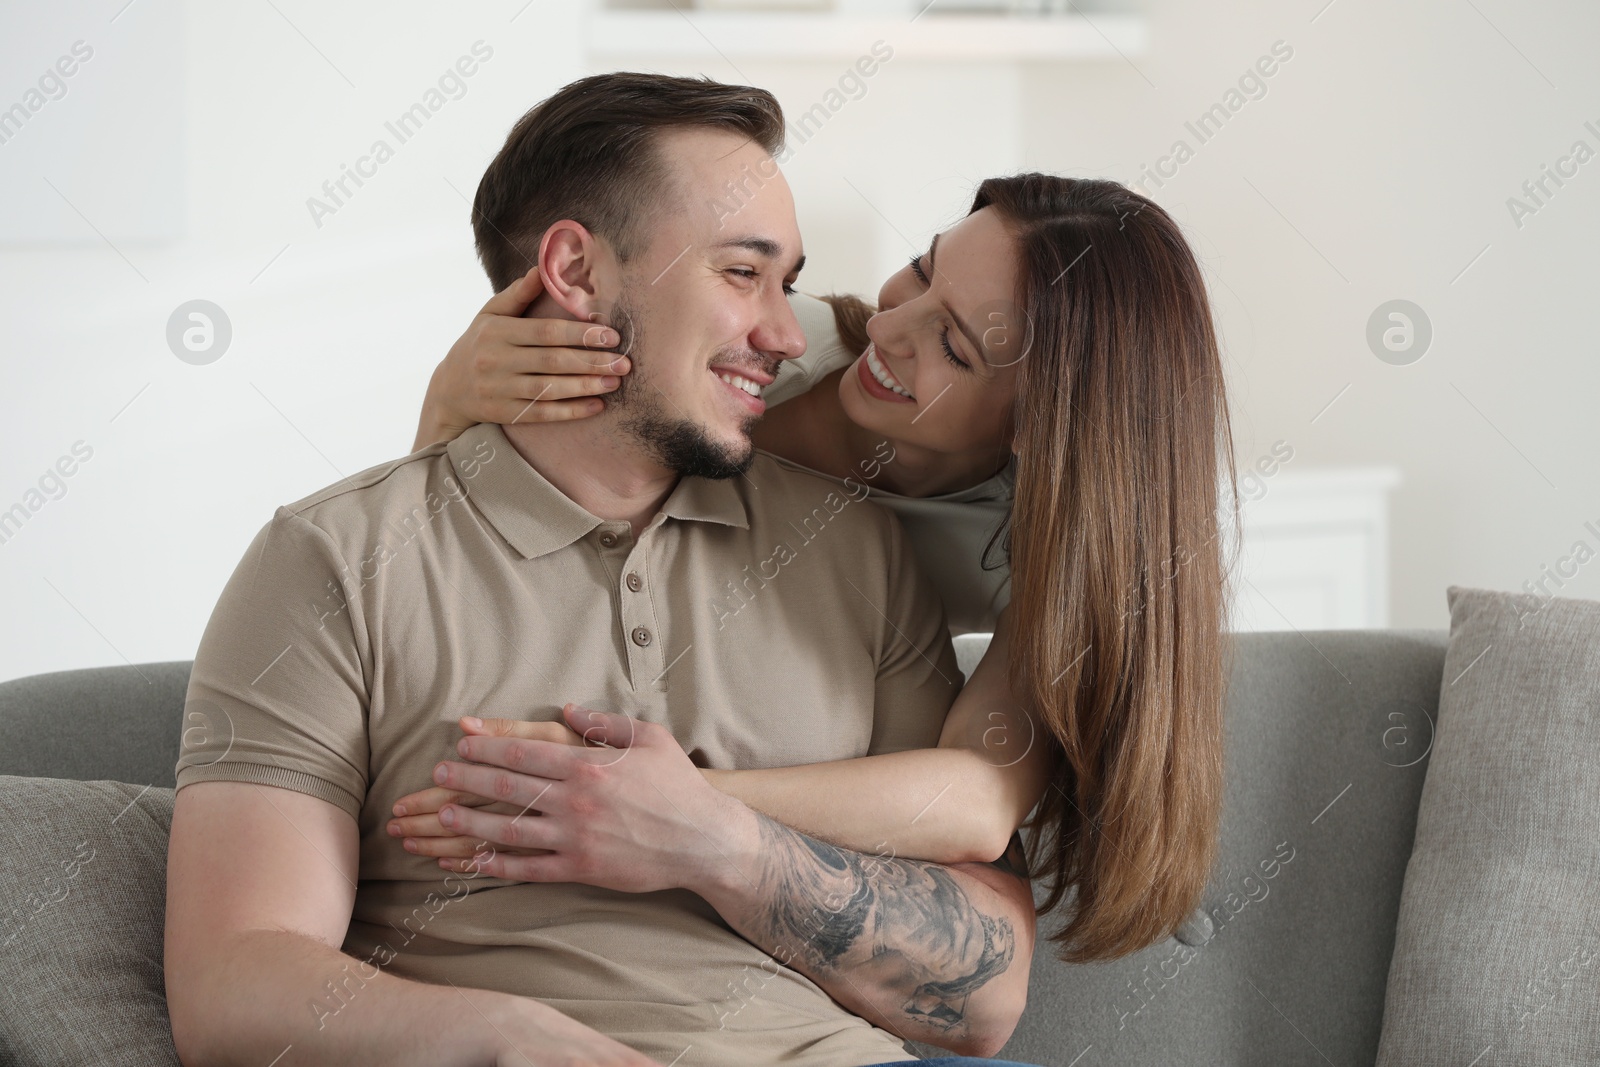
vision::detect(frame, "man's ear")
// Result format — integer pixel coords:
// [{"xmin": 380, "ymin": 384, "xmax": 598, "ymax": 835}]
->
[{"xmin": 537, "ymin": 220, "xmax": 612, "ymax": 322}]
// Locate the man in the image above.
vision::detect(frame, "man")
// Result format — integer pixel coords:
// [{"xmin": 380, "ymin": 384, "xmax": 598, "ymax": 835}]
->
[{"xmin": 165, "ymin": 73, "xmax": 1036, "ymax": 1067}]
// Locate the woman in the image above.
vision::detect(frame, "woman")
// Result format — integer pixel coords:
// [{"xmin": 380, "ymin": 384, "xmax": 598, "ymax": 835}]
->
[{"xmin": 389, "ymin": 174, "xmax": 1237, "ymax": 963}]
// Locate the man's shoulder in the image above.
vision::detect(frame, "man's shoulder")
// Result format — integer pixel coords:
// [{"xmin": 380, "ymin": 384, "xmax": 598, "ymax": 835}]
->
[
  {"xmin": 745, "ymin": 454, "xmax": 896, "ymax": 515},
  {"xmin": 744, "ymin": 451, "xmax": 900, "ymax": 535},
  {"xmin": 281, "ymin": 438, "xmax": 472, "ymax": 526},
  {"xmin": 262, "ymin": 437, "xmax": 484, "ymax": 562}
]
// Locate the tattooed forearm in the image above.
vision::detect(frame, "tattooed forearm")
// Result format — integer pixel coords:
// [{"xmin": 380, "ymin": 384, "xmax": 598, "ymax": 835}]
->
[{"xmin": 746, "ymin": 813, "xmax": 1018, "ymax": 1039}]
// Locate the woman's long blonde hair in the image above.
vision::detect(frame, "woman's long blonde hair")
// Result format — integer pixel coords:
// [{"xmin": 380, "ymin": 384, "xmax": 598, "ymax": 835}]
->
[{"xmin": 827, "ymin": 174, "xmax": 1237, "ymax": 963}]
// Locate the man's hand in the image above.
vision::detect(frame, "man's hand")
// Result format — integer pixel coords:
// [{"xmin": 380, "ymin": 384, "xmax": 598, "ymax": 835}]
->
[
  {"xmin": 413, "ymin": 706, "xmax": 1032, "ymax": 1055},
  {"xmin": 388, "ymin": 715, "xmax": 589, "ymax": 864},
  {"xmin": 422, "ymin": 704, "xmax": 742, "ymax": 893}
]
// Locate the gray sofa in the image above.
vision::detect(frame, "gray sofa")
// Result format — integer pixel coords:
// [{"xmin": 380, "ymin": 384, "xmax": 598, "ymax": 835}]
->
[{"xmin": 0, "ymin": 629, "xmax": 1449, "ymax": 1065}]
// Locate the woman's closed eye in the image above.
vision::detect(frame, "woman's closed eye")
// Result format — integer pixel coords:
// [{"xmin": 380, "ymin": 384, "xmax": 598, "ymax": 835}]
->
[{"xmin": 907, "ymin": 254, "xmax": 970, "ymax": 371}]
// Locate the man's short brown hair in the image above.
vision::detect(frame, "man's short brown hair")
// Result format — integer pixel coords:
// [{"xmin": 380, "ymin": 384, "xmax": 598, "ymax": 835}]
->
[{"xmin": 471, "ymin": 72, "xmax": 786, "ymax": 292}]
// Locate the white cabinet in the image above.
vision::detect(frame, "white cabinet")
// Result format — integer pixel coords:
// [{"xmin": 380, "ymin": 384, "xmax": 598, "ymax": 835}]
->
[
  {"xmin": 1230, "ymin": 467, "xmax": 1402, "ymax": 632},
  {"xmin": 952, "ymin": 467, "xmax": 1401, "ymax": 678}
]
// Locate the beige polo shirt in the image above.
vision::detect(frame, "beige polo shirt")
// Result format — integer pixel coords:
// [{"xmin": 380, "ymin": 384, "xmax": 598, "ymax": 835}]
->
[{"xmin": 174, "ymin": 422, "xmax": 959, "ymax": 1067}]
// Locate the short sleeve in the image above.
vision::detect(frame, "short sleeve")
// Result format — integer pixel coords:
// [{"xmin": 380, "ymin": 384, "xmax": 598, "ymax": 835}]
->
[
  {"xmin": 866, "ymin": 512, "xmax": 962, "ymax": 756},
  {"xmin": 174, "ymin": 506, "xmax": 370, "ymax": 822}
]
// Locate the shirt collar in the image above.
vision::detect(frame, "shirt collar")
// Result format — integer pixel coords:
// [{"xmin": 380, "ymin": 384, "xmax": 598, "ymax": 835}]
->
[
  {"xmin": 447, "ymin": 424, "xmax": 749, "ymax": 561},
  {"xmin": 658, "ymin": 468, "xmax": 750, "ymax": 531}
]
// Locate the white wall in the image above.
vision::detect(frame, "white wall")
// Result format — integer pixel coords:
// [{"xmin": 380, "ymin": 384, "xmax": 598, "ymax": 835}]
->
[
  {"xmin": 1, "ymin": 0, "xmax": 1595, "ymax": 681},
  {"xmin": 0, "ymin": 1, "xmax": 586, "ymax": 681},
  {"xmin": 1017, "ymin": 0, "xmax": 1600, "ymax": 636}
]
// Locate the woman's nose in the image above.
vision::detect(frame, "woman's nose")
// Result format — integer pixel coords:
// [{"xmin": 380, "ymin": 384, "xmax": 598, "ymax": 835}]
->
[{"xmin": 865, "ymin": 304, "xmax": 912, "ymax": 356}]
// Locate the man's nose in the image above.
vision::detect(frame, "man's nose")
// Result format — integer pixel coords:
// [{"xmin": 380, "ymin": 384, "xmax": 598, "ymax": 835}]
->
[{"xmin": 751, "ymin": 287, "xmax": 808, "ymax": 362}]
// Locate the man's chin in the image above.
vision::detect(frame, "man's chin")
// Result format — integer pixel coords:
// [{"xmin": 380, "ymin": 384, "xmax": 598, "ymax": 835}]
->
[
  {"xmin": 633, "ymin": 416, "xmax": 755, "ymax": 480},
  {"xmin": 681, "ymin": 432, "xmax": 756, "ymax": 481}
]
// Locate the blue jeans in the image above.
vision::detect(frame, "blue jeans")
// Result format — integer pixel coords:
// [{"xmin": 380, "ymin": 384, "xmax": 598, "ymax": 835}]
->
[{"xmin": 873, "ymin": 1060, "xmax": 1044, "ymax": 1066}]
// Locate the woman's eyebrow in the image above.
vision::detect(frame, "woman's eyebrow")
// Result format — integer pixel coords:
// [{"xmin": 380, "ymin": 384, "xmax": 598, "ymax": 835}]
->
[{"xmin": 927, "ymin": 233, "xmax": 990, "ymax": 364}]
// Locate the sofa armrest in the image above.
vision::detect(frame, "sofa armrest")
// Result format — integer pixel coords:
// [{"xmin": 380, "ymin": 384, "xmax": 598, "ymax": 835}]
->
[{"xmin": 0, "ymin": 661, "xmax": 191, "ymax": 786}]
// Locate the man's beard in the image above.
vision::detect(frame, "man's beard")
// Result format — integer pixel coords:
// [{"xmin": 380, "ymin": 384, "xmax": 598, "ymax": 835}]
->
[{"xmin": 606, "ymin": 291, "xmax": 768, "ymax": 481}]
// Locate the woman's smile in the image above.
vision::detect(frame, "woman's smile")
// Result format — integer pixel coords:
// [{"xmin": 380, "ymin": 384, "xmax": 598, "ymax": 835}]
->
[{"xmin": 856, "ymin": 342, "xmax": 916, "ymax": 403}]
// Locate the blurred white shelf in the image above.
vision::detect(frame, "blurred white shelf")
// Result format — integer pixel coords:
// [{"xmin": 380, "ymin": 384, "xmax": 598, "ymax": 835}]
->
[
  {"xmin": 954, "ymin": 465, "xmax": 1400, "ymax": 677},
  {"xmin": 585, "ymin": 10, "xmax": 1147, "ymax": 61},
  {"xmin": 1231, "ymin": 466, "xmax": 1402, "ymax": 632}
]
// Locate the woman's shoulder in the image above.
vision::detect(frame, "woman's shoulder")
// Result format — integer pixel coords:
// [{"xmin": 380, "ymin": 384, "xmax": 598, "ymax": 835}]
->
[{"xmin": 765, "ymin": 292, "xmax": 858, "ymax": 408}]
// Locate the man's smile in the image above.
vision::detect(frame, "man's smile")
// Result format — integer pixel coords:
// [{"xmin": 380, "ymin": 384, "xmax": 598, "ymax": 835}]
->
[{"xmin": 710, "ymin": 361, "xmax": 775, "ymax": 415}]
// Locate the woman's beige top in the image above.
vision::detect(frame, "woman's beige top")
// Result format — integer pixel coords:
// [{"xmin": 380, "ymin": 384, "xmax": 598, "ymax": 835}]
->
[{"xmin": 769, "ymin": 293, "xmax": 1014, "ymax": 635}]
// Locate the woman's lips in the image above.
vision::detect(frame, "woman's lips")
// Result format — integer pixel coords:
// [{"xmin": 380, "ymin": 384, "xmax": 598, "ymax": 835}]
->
[{"xmin": 856, "ymin": 343, "xmax": 915, "ymax": 404}]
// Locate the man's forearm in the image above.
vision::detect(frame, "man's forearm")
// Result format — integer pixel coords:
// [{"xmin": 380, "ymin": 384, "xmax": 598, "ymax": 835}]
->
[
  {"xmin": 169, "ymin": 928, "xmax": 511, "ymax": 1066},
  {"xmin": 695, "ymin": 806, "xmax": 1033, "ymax": 1057}
]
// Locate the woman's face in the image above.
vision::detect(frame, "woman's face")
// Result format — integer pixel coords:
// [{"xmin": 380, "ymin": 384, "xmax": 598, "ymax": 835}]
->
[{"xmin": 838, "ymin": 206, "xmax": 1025, "ymax": 457}]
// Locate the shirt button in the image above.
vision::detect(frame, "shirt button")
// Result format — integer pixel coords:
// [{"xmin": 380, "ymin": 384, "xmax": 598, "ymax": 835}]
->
[
  {"xmin": 599, "ymin": 532, "xmax": 618, "ymax": 548},
  {"xmin": 626, "ymin": 573, "xmax": 643, "ymax": 592},
  {"xmin": 631, "ymin": 626, "xmax": 652, "ymax": 647}
]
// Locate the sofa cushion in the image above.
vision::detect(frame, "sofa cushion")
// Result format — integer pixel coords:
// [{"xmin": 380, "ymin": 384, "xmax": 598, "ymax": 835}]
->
[
  {"xmin": 0, "ymin": 777, "xmax": 180, "ymax": 1067},
  {"xmin": 1000, "ymin": 629, "xmax": 1448, "ymax": 1066},
  {"xmin": 1376, "ymin": 587, "xmax": 1600, "ymax": 1066}
]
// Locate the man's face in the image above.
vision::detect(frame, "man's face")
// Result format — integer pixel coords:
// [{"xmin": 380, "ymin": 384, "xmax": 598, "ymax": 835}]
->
[{"xmin": 601, "ymin": 128, "xmax": 807, "ymax": 479}]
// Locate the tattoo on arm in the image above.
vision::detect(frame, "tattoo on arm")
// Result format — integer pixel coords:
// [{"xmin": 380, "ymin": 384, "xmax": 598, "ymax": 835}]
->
[{"xmin": 747, "ymin": 814, "xmax": 1017, "ymax": 1036}]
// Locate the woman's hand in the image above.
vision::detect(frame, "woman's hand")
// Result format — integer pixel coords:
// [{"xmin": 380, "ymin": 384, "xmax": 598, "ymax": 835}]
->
[
  {"xmin": 387, "ymin": 715, "xmax": 591, "ymax": 870},
  {"xmin": 412, "ymin": 266, "xmax": 631, "ymax": 451}
]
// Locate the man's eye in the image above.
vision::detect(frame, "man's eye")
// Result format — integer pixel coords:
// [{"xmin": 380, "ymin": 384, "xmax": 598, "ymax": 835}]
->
[{"xmin": 727, "ymin": 269, "xmax": 757, "ymax": 281}]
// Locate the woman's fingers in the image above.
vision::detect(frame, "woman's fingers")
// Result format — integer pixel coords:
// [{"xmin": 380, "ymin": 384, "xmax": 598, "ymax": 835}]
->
[
  {"xmin": 492, "ymin": 315, "xmax": 622, "ymax": 355},
  {"xmin": 476, "ymin": 349, "xmax": 628, "ymax": 426},
  {"xmin": 505, "ymin": 372, "xmax": 620, "ymax": 406},
  {"xmin": 392, "ymin": 786, "xmax": 478, "ymax": 817},
  {"xmin": 388, "ymin": 718, "xmax": 592, "ymax": 846},
  {"xmin": 426, "ymin": 269, "xmax": 626, "ymax": 434},
  {"xmin": 512, "ymin": 372, "xmax": 622, "ymax": 402},
  {"xmin": 408, "ymin": 830, "xmax": 548, "ymax": 860},
  {"xmin": 477, "ymin": 266, "xmax": 546, "ymax": 319},
  {"xmin": 479, "ymin": 320, "xmax": 629, "ymax": 373},
  {"xmin": 462, "ymin": 716, "xmax": 593, "ymax": 745},
  {"xmin": 390, "ymin": 811, "xmax": 461, "ymax": 839},
  {"xmin": 389, "ymin": 798, "xmax": 525, "ymax": 838},
  {"xmin": 390, "ymin": 797, "xmax": 519, "ymax": 831},
  {"xmin": 490, "ymin": 396, "xmax": 607, "ymax": 425},
  {"xmin": 390, "ymin": 721, "xmax": 584, "ymax": 809},
  {"xmin": 432, "ymin": 802, "xmax": 562, "ymax": 854},
  {"xmin": 409, "ymin": 834, "xmax": 485, "ymax": 857}
]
